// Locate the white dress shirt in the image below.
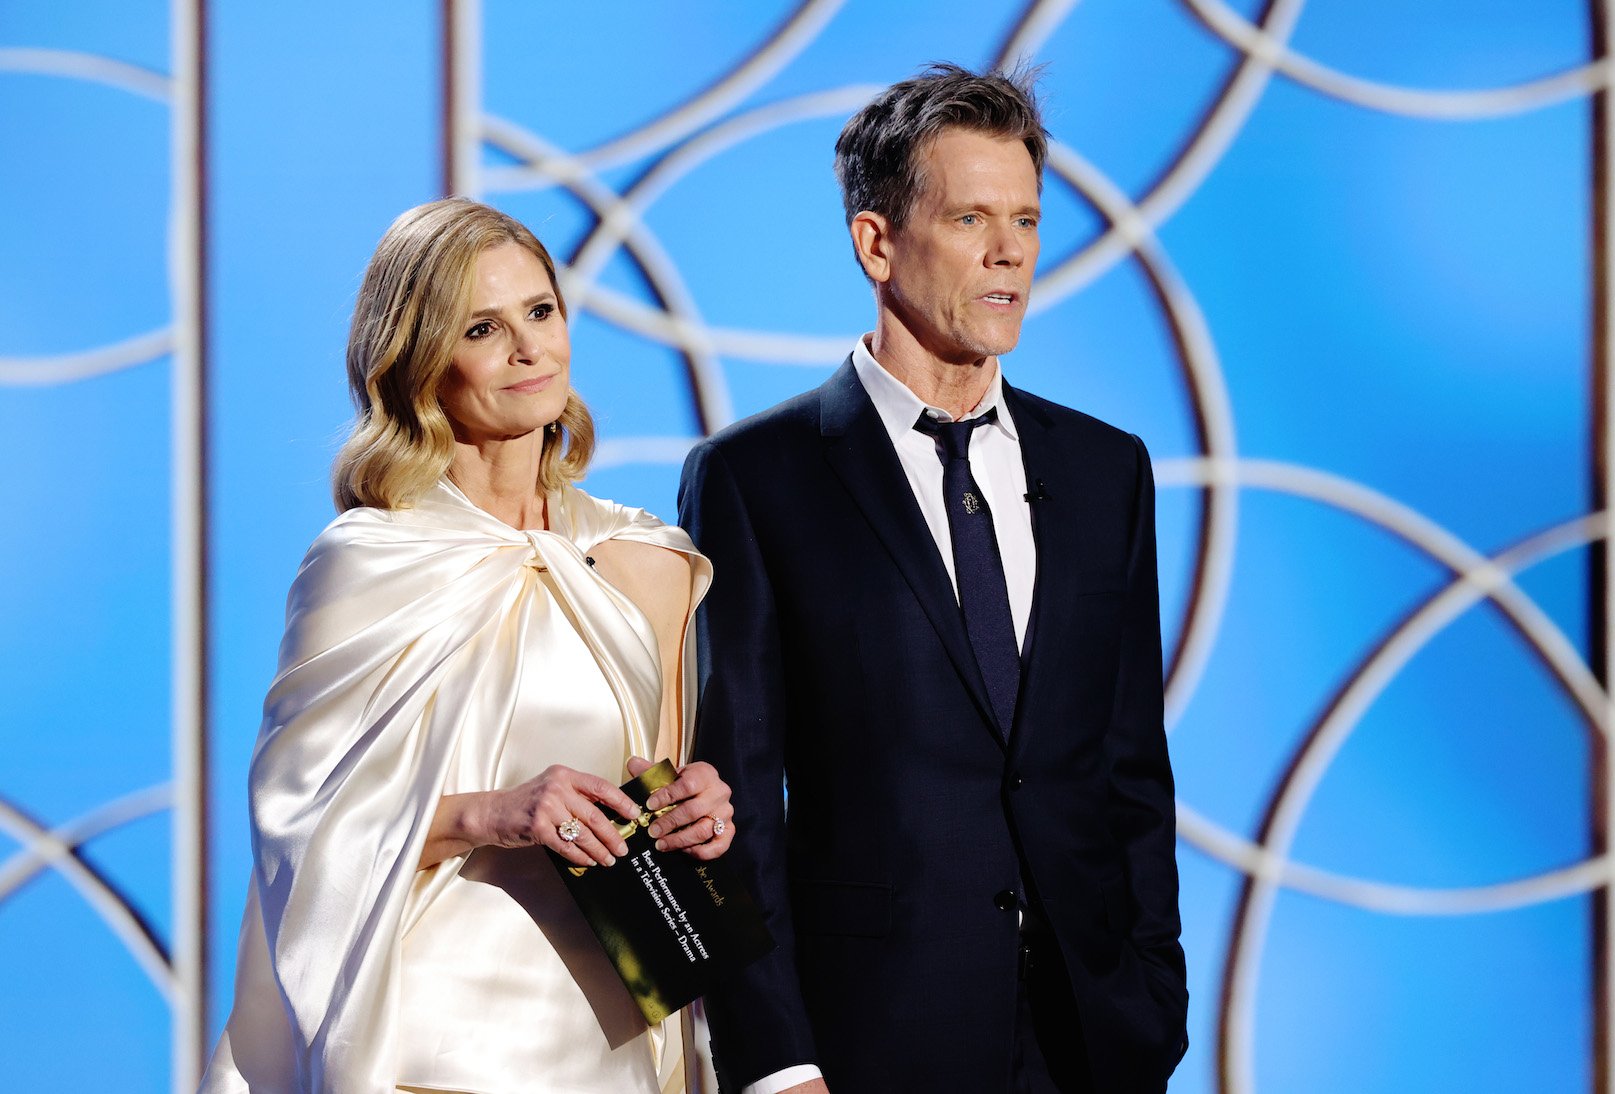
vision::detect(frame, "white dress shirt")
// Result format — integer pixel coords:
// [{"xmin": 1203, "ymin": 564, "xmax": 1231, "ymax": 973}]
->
[
  {"xmin": 851, "ymin": 335, "xmax": 1036, "ymax": 646},
  {"xmin": 739, "ymin": 339, "xmax": 1039, "ymax": 1094}
]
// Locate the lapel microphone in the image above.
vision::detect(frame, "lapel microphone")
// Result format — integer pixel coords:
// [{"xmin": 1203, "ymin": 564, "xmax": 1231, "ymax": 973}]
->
[{"xmin": 1024, "ymin": 479, "xmax": 1050, "ymax": 504}]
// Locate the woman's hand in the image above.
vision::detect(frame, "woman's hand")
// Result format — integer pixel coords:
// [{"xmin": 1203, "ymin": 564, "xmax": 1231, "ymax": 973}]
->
[
  {"xmin": 484, "ymin": 764, "xmax": 642, "ymax": 868},
  {"xmin": 631, "ymin": 756, "xmax": 735, "ymax": 860},
  {"xmin": 421, "ymin": 765, "xmax": 640, "ymax": 871}
]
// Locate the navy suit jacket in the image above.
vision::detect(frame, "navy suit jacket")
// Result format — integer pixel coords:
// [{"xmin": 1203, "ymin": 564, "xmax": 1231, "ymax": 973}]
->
[{"xmin": 679, "ymin": 360, "xmax": 1188, "ymax": 1093}]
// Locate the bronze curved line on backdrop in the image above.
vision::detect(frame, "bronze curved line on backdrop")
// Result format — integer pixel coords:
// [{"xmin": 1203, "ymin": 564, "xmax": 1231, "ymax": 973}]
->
[
  {"xmin": 994, "ymin": 0, "xmax": 1086, "ymax": 69},
  {"xmin": 443, "ymin": 3, "xmax": 1613, "ymax": 1089},
  {"xmin": 0, "ymin": 786, "xmax": 175, "ymax": 903},
  {"xmin": 478, "ymin": 87, "xmax": 887, "ymax": 368},
  {"xmin": 557, "ymin": 86, "xmax": 883, "ymax": 367},
  {"xmin": 1156, "ymin": 460, "xmax": 1608, "ymax": 916},
  {"xmin": 1211, "ymin": 508, "xmax": 1606, "ymax": 909},
  {"xmin": 0, "ymin": 19, "xmax": 211, "ymax": 1086},
  {"xmin": 563, "ymin": 0, "xmax": 846, "ymax": 174},
  {"xmin": 1183, "ymin": 0, "xmax": 1614, "ymax": 119},
  {"xmin": 1178, "ymin": 798, "xmax": 1612, "ymax": 916},
  {"xmin": 478, "ymin": 113, "xmax": 735, "ymax": 433},
  {"xmin": 0, "ymin": 793, "xmax": 174, "ymax": 1000},
  {"xmin": 1219, "ymin": 504, "xmax": 1609, "ymax": 1094},
  {"xmin": 443, "ymin": 0, "xmax": 846, "ymax": 194},
  {"xmin": 483, "ymin": 85, "xmax": 876, "ymax": 365},
  {"xmin": 1029, "ymin": 0, "xmax": 1309, "ymax": 311},
  {"xmin": 1040, "ymin": 142, "xmax": 1240, "ymax": 731},
  {"xmin": 564, "ymin": 87, "xmax": 883, "ymax": 299}
]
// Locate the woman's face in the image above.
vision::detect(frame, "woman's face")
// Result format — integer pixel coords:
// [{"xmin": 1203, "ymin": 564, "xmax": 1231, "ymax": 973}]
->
[{"xmin": 439, "ymin": 241, "xmax": 571, "ymax": 445}]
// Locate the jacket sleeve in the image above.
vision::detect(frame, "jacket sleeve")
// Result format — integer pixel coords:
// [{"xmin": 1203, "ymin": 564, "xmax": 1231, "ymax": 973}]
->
[
  {"xmin": 1104, "ymin": 434, "xmax": 1189, "ymax": 1062},
  {"xmin": 678, "ymin": 438, "xmax": 819, "ymax": 1090}
]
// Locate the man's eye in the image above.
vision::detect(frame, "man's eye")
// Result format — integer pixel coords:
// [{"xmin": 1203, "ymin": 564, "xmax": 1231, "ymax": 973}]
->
[
  {"xmin": 960, "ymin": 214, "xmax": 979, "ymax": 226},
  {"xmin": 1016, "ymin": 217, "xmax": 1038, "ymax": 229}
]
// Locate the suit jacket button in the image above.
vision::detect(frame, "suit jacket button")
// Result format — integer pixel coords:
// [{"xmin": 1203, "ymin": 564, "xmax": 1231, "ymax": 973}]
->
[
  {"xmin": 994, "ymin": 889, "xmax": 1017, "ymax": 911},
  {"xmin": 1009, "ymin": 773, "xmax": 1024, "ymax": 789}
]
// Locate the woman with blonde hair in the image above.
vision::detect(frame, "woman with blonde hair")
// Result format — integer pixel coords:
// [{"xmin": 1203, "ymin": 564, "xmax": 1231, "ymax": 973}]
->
[{"xmin": 202, "ymin": 197, "xmax": 733, "ymax": 1093}]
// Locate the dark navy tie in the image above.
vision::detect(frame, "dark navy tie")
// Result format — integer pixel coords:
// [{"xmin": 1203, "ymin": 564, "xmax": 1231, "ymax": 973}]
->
[{"xmin": 914, "ymin": 409, "xmax": 1020, "ymax": 737}]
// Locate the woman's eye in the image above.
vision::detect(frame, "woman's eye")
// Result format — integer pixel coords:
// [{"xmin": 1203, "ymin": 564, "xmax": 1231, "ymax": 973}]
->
[
  {"xmin": 465, "ymin": 321, "xmax": 493, "ymax": 340},
  {"xmin": 531, "ymin": 302, "xmax": 554, "ymax": 321}
]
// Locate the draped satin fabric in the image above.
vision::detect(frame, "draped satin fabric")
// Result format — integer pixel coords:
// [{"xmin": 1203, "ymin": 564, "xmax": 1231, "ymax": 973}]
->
[{"xmin": 200, "ymin": 481, "xmax": 712, "ymax": 1094}]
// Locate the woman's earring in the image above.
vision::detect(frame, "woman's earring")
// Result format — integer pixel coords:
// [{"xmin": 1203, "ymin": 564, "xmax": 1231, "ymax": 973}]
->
[{"xmin": 547, "ymin": 421, "xmax": 559, "ymax": 435}]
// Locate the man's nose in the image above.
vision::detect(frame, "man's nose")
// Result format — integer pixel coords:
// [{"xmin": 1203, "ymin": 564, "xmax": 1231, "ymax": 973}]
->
[{"xmin": 986, "ymin": 224, "xmax": 1025, "ymax": 267}]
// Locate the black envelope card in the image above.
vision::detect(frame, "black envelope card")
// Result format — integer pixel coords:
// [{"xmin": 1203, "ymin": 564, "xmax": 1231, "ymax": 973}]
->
[{"xmin": 550, "ymin": 759, "xmax": 774, "ymax": 1023}]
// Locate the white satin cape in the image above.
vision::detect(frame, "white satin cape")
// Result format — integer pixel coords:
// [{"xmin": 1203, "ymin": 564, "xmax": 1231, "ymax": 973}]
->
[{"xmin": 201, "ymin": 480, "xmax": 712, "ymax": 1093}]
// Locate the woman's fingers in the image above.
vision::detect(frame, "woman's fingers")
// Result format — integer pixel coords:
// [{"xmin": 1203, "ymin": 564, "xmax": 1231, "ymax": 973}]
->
[
  {"xmin": 683, "ymin": 829, "xmax": 733, "ymax": 861},
  {"xmin": 498, "ymin": 762, "xmax": 736, "ymax": 866},
  {"xmin": 644, "ymin": 761, "xmax": 717, "ymax": 812},
  {"xmin": 649, "ymin": 800, "xmax": 727, "ymax": 845},
  {"xmin": 652, "ymin": 812, "xmax": 736, "ymax": 853},
  {"xmin": 542, "ymin": 817, "xmax": 598, "ymax": 868},
  {"xmin": 572, "ymin": 794, "xmax": 631, "ymax": 860},
  {"xmin": 536, "ymin": 801, "xmax": 620, "ymax": 866},
  {"xmin": 643, "ymin": 762, "xmax": 734, "ymax": 852},
  {"xmin": 571, "ymin": 770, "xmax": 641, "ymax": 824}
]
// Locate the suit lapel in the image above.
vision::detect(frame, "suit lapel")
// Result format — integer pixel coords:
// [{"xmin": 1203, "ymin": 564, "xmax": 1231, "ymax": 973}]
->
[
  {"xmin": 817, "ymin": 360, "xmax": 1001, "ymax": 740},
  {"xmin": 1002, "ymin": 382, "xmax": 1064, "ymax": 759}
]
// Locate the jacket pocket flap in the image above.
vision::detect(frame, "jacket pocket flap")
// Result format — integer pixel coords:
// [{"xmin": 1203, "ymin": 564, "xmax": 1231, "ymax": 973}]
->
[{"xmin": 791, "ymin": 878, "xmax": 892, "ymax": 938}]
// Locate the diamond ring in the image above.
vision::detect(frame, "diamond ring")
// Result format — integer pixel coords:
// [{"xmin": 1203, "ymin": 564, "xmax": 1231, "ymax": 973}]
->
[{"xmin": 711, "ymin": 817, "xmax": 727, "ymax": 837}]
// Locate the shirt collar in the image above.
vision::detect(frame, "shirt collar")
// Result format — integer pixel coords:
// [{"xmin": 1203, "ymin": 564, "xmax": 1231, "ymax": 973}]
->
[{"xmin": 849, "ymin": 335, "xmax": 1020, "ymax": 443}]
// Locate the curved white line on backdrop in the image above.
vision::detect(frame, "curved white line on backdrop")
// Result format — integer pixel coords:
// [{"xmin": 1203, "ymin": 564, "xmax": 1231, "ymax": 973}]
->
[
  {"xmin": 1157, "ymin": 455, "xmax": 1607, "ymax": 1094},
  {"xmin": 1031, "ymin": 0, "xmax": 1307, "ymax": 310},
  {"xmin": 0, "ymin": 785, "xmax": 172, "ymax": 901},
  {"xmin": 485, "ymin": 86, "xmax": 883, "ymax": 366},
  {"xmin": 0, "ymin": 328, "xmax": 173, "ymax": 386},
  {"xmin": 1157, "ymin": 486, "xmax": 1610, "ymax": 916},
  {"xmin": 582, "ymin": 286, "xmax": 851, "ymax": 365},
  {"xmin": 1182, "ymin": 0, "xmax": 1612, "ymax": 119},
  {"xmin": 1045, "ymin": 145, "xmax": 1240, "ymax": 730},
  {"xmin": 593, "ymin": 435, "xmax": 700, "ymax": 472},
  {"xmin": 0, "ymin": 52, "xmax": 173, "ymax": 388},
  {"xmin": 1156, "ymin": 457, "xmax": 1609, "ymax": 739},
  {"xmin": 1177, "ymin": 803, "xmax": 1612, "ymax": 916},
  {"xmin": 996, "ymin": 0, "xmax": 1086, "ymax": 68},
  {"xmin": 564, "ymin": 86, "xmax": 885, "ymax": 287},
  {"xmin": 0, "ymin": 794, "xmax": 174, "ymax": 1002},
  {"xmin": 0, "ymin": 47, "xmax": 171, "ymax": 102},
  {"xmin": 1222, "ymin": 512, "xmax": 1608, "ymax": 1094},
  {"xmin": 547, "ymin": 0, "xmax": 845, "ymax": 174},
  {"xmin": 480, "ymin": 115, "xmax": 736, "ymax": 429}
]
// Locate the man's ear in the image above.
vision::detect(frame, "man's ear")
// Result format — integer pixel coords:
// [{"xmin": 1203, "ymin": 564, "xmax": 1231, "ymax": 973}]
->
[{"xmin": 850, "ymin": 210, "xmax": 893, "ymax": 283}]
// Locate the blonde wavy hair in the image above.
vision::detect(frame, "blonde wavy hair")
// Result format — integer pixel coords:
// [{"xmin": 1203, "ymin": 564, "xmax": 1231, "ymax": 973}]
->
[{"xmin": 333, "ymin": 198, "xmax": 595, "ymax": 511}]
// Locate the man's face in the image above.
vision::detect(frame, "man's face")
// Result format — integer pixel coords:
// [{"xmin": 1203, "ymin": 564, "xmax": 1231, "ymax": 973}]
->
[{"xmin": 881, "ymin": 129, "xmax": 1041, "ymax": 365}]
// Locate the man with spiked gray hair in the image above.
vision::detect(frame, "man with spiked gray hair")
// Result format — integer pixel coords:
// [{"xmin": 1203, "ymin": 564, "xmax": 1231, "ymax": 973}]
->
[{"xmin": 682, "ymin": 63, "xmax": 1188, "ymax": 1093}]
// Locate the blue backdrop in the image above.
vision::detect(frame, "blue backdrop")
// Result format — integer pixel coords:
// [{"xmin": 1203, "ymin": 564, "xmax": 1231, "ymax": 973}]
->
[{"xmin": 0, "ymin": 1, "xmax": 1600, "ymax": 1090}]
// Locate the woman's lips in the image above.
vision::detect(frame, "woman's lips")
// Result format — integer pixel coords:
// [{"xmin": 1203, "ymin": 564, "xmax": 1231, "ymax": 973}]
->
[{"xmin": 504, "ymin": 373, "xmax": 558, "ymax": 394}]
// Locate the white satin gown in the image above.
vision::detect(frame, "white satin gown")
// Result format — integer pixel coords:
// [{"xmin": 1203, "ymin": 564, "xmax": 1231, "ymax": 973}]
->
[{"xmin": 200, "ymin": 480, "xmax": 712, "ymax": 1094}]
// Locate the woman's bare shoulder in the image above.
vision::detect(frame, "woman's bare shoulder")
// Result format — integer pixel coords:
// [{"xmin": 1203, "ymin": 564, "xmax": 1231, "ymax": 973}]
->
[{"xmin": 590, "ymin": 539, "xmax": 691, "ymax": 610}]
